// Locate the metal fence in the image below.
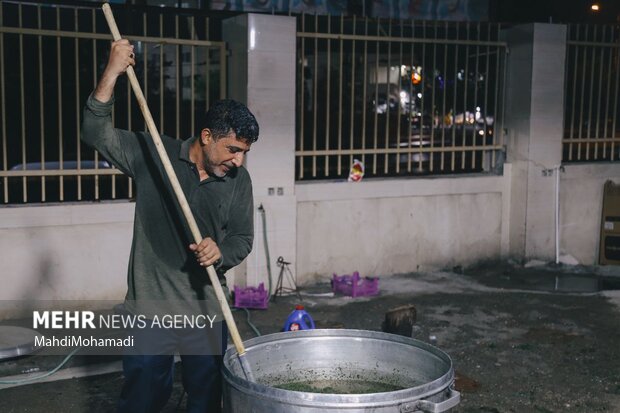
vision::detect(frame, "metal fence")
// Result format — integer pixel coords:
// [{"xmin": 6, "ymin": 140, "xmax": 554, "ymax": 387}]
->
[
  {"xmin": 295, "ymin": 15, "xmax": 507, "ymax": 180},
  {"xmin": 564, "ymin": 24, "xmax": 620, "ymax": 163},
  {"xmin": 0, "ymin": 1, "xmax": 226, "ymax": 203}
]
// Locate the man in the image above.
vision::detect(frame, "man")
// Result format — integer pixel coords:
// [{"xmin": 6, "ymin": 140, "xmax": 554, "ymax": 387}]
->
[{"xmin": 81, "ymin": 39, "xmax": 259, "ymax": 412}]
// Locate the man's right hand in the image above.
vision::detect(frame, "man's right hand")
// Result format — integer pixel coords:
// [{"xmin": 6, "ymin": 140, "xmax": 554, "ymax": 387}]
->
[{"xmin": 93, "ymin": 39, "xmax": 135, "ymax": 103}]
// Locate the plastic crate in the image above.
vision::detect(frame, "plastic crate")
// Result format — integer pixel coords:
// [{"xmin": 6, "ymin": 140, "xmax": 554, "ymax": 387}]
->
[
  {"xmin": 331, "ymin": 271, "xmax": 379, "ymax": 297},
  {"xmin": 233, "ymin": 283, "xmax": 269, "ymax": 309}
]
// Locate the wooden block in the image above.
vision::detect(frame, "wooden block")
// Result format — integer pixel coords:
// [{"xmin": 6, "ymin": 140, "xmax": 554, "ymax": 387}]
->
[{"xmin": 382, "ymin": 304, "xmax": 417, "ymax": 337}]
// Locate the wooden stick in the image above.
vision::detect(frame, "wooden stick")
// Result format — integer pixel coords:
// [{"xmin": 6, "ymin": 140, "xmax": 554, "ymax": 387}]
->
[{"xmin": 101, "ymin": 3, "xmax": 254, "ymax": 381}]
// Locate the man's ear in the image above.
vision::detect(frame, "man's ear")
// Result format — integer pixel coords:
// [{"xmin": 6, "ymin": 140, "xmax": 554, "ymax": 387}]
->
[{"xmin": 200, "ymin": 129, "xmax": 212, "ymax": 145}]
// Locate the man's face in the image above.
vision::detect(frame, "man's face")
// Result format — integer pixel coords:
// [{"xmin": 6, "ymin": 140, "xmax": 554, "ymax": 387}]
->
[{"xmin": 202, "ymin": 129, "xmax": 251, "ymax": 178}]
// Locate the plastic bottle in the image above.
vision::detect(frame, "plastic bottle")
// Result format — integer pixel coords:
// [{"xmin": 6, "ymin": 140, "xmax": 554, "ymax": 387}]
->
[{"xmin": 283, "ymin": 305, "xmax": 315, "ymax": 331}]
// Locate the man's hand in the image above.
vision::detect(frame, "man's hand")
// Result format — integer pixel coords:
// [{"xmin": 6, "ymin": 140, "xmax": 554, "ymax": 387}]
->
[
  {"xmin": 93, "ymin": 39, "xmax": 135, "ymax": 103},
  {"xmin": 189, "ymin": 238, "xmax": 222, "ymax": 267}
]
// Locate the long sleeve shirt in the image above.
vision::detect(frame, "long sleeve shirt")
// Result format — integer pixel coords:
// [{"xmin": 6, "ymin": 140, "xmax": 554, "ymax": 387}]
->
[{"xmin": 81, "ymin": 94, "xmax": 253, "ymax": 319}]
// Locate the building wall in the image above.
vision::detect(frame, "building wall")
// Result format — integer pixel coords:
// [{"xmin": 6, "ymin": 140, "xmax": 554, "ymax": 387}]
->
[
  {"xmin": 502, "ymin": 23, "xmax": 567, "ymax": 261},
  {"xmin": 0, "ymin": 203, "xmax": 133, "ymax": 319},
  {"xmin": 0, "ymin": 202, "xmax": 245, "ymax": 320},
  {"xmin": 295, "ymin": 174, "xmax": 509, "ymax": 284},
  {"xmin": 560, "ymin": 163, "xmax": 620, "ymax": 265}
]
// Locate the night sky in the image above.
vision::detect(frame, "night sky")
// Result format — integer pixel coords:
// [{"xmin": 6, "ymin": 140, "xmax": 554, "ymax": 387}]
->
[{"xmin": 491, "ymin": 0, "xmax": 620, "ymax": 24}]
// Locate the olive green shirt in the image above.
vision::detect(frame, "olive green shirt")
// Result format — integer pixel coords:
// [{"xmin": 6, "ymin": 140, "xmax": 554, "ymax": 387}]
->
[{"xmin": 81, "ymin": 94, "xmax": 253, "ymax": 318}]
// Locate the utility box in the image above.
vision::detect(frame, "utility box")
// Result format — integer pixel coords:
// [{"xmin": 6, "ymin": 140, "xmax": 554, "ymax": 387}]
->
[{"xmin": 599, "ymin": 180, "xmax": 620, "ymax": 265}]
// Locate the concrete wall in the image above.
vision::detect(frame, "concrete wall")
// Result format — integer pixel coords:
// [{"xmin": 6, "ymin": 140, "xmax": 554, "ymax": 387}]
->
[
  {"xmin": 560, "ymin": 163, "xmax": 620, "ymax": 265},
  {"xmin": 502, "ymin": 23, "xmax": 567, "ymax": 261},
  {"xmin": 295, "ymin": 172, "xmax": 511, "ymax": 283},
  {"xmin": 0, "ymin": 203, "xmax": 133, "ymax": 319},
  {"xmin": 0, "ymin": 201, "xmax": 247, "ymax": 319}
]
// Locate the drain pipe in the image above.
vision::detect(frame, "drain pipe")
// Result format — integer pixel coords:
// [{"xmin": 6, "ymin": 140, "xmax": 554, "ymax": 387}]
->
[
  {"xmin": 554, "ymin": 165, "xmax": 564, "ymax": 264},
  {"xmin": 258, "ymin": 204, "xmax": 273, "ymax": 298}
]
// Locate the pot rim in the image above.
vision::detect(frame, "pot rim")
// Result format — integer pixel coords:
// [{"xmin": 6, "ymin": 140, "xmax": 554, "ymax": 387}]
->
[{"xmin": 223, "ymin": 329, "xmax": 455, "ymax": 407}]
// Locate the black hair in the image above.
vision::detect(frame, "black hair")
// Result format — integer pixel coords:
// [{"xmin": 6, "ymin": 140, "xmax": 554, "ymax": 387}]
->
[{"xmin": 203, "ymin": 99, "xmax": 259, "ymax": 143}]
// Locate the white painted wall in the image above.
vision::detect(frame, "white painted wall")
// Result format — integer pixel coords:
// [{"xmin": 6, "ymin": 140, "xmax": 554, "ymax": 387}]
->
[
  {"xmin": 0, "ymin": 203, "xmax": 133, "ymax": 319},
  {"xmin": 502, "ymin": 23, "xmax": 567, "ymax": 261},
  {"xmin": 295, "ymin": 172, "xmax": 511, "ymax": 284},
  {"xmin": 560, "ymin": 163, "xmax": 620, "ymax": 265},
  {"xmin": 0, "ymin": 201, "xmax": 248, "ymax": 320}
]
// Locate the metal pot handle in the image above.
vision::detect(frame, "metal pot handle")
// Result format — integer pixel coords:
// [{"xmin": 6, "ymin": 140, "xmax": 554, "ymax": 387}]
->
[{"xmin": 400, "ymin": 389, "xmax": 461, "ymax": 413}]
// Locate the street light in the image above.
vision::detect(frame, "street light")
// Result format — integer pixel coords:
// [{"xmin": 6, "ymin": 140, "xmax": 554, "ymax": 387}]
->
[{"xmin": 591, "ymin": 4, "xmax": 600, "ymax": 12}]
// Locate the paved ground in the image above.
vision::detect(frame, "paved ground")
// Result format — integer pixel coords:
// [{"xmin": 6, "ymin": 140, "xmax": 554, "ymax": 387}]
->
[{"xmin": 0, "ymin": 261, "xmax": 619, "ymax": 412}]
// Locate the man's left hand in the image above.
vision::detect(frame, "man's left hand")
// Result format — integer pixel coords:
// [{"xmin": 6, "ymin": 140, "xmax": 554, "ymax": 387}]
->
[{"xmin": 189, "ymin": 238, "xmax": 222, "ymax": 267}]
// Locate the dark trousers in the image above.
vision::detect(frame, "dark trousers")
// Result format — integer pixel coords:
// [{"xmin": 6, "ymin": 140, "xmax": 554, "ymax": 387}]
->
[{"xmin": 118, "ymin": 322, "xmax": 227, "ymax": 413}]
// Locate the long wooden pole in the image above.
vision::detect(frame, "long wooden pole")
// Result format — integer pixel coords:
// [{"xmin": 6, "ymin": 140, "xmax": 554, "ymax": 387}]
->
[{"xmin": 101, "ymin": 3, "xmax": 254, "ymax": 381}]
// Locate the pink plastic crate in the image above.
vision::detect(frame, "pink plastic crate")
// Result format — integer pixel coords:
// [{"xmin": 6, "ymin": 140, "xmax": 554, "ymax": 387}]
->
[
  {"xmin": 332, "ymin": 271, "xmax": 379, "ymax": 297},
  {"xmin": 233, "ymin": 283, "xmax": 269, "ymax": 309}
]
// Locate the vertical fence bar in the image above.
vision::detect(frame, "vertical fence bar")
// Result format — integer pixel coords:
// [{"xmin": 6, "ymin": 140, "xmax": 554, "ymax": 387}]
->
[
  {"xmin": 175, "ymin": 15, "xmax": 180, "ymax": 140},
  {"xmin": 120, "ymin": 12, "xmax": 132, "ymax": 201},
  {"xmin": 451, "ymin": 22, "xmax": 459, "ymax": 172},
  {"xmin": 471, "ymin": 23, "xmax": 481, "ymax": 169},
  {"xmin": 429, "ymin": 21, "xmax": 437, "ymax": 173},
  {"xmin": 57, "ymin": 7, "xmax": 64, "ymax": 201},
  {"xmin": 418, "ymin": 20, "xmax": 426, "ymax": 171},
  {"xmin": 602, "ymin": 27, "xmax": 614, "ymax": 159},
  {"xmin": 337, "ymin": 14, "xmax": 343, "ymax": 175},
  {"xmin": 19, "ymin": 4, "xmax": 27, "ymax": 202},
  {"xmin": 0, "ymin": 1, "xmax": 6, "ymax": 202},
  {"xmin": 361, "ymin": 17, "xmax": 368, "ymax": 168},
  {"xmin": 483, "ymin": 24, "xmax": 492, "ymax": 168},
  {"xmin": 395, "ymin": 19, "xmax": 403, "ymax": 175},
  {"xmin": 383, "ymin": 20, "xmax": 392, "ymax": 175},
  {"xmin": 562, "ymin": 23, "xmax": 570, "ymax": 160},
  {"xmin": 594, "ymin": 27, "xmax": 606, "ymax": 160},
  {"xmin": 325, "ymin": 15, "xmax": 331, "ymax": 177},
  {"xmin": 372, "ymin": 17, "xmax": 380, "ymax": 175},
  {"xmin": 38, "ymin": 5, "xmax": 46, "ymax": 202},
  {"xmin": 585, "ymin": 26, "xmax": 598, "ymax": 159},
  {"xmin": 205, "ymin": 16, "xmax": 210, "ymax": 108},
  {"xmin": 160, "ymin": 13, "xmax": 164, "ymax": 133},
  {"xmin": 312, "ymin": 14, "xmax": 318, "ymax": 177},
  {"xmin": 450, "ymin": 22, "xmax": 461, "ymax": 172},
  {"xmin": 577, "ymin": 26, "xmax": 589, "ymax": 160},
  {"xmin": 218, "ymin": 45, "xmax": 226, "ymax": 100},
  {"xmin": 499, "ymin": 24, "xmax": 508, "ymax": 156},
  {"xmin": 568, "ymin": 25, "xmax": 579, "ymax": 161},
  {"xmin": 190, "ymin": 17, "xmax": 195, "ymax": 137},
  {"xmin": 440, "ymin": 21, "xmax": 448, "ymax": 172},
  {"xmin": 142, "ymin": 12, "xmax": 148, "ymax": 134},
  {"xmin": 407, "ymin": 19, "xmax": 414, "ymax": 173},
  {"xmin": 460, "ymin": 22, "xmax": 470, "ymax": 169},
  {"xmin": 611, "ymin": 37, "xmax": 620, "ymax": 161},
  {"xmin": 220, "ymin": 25, "xmax": 228, "ymax": 99},
  {"xmin": 295, "ymin": 13, "xmax": 307, "ymax": 179},
  {"xmin": 348, "ymin": 16, "xmax": 356, "ymax": 174},
  {"xmin": 132, "ymin": 12, "xmax": 149, "ymax": 200},
  {"xmin": 75, "ymin": 8, "xmax": 81, "ymax": 200},
  {"xmin": 92, "ymin": 9, "xmax": 99, "ymax": 200},
  {"xmin": 298, "ymin": 15, "xmax": 305, "ymax": 179}
]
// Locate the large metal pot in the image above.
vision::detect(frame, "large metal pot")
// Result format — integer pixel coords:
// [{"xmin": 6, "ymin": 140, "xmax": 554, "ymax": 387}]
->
[{"xmin": 223, "ymin": 329, "xmax": 460, "ymax": 412}]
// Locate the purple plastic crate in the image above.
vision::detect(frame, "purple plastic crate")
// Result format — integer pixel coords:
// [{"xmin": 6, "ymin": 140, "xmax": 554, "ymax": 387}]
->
[
  {"xmin": 331, "ymin": 271, "xmax": 379, "ymax": 297},
  {"xmin": 234, "ymin": 283, "xmax": 269, "ymax": 309}
]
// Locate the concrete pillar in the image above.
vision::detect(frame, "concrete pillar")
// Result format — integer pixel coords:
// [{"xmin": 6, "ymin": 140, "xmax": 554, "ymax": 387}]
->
[
  {"xmin": 502, "ymin": 23, "xmax": 567, "ymax": 261},
  {"xmin": 223, "ymin": 14, "xmax": 298, "ymax": 290}
]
